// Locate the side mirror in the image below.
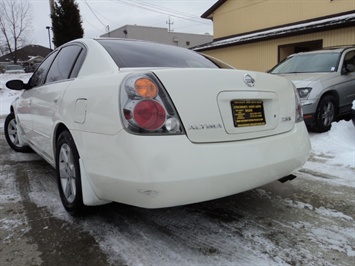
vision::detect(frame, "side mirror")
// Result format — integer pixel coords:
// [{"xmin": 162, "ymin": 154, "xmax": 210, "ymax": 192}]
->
[
  {"xmin": 342, "ymin": 64, "xmax": 354, "ymax": 75},
  {"xmin": 345, "ymin": 64, "xmax": 354, "ymax": 73},
  {"xmin": 6, "ymin": 80, "xmax": 25, "ymax": 90}
]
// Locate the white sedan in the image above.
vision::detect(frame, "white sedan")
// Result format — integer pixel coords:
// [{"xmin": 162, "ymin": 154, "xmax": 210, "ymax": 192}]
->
[{"xmin": 4, "ymin": 38, "xmax": 311, "ymax": 216}]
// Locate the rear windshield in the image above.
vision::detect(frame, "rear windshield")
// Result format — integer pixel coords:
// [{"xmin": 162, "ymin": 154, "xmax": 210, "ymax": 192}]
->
[
  {"xmin": 270, "ymin": 52, "xmax": 341, "ymax": 74},
  {"xmin": 96, "ymin": 39, "xmax": 219, "ymax": 69}
]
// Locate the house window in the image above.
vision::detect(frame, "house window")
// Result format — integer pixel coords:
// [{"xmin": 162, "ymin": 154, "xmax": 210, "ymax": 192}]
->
[{"xmin": 278, "ymin": 40, "xmax": 323, "ymax": 62}]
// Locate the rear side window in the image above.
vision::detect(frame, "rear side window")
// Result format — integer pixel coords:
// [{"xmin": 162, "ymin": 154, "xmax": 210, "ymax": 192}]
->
[
  {"xmin": 97, "ymin": 39, "xmax": 218, "ymax": 69},
  {"xmin": 45, "ymin": 45, "xmax": 83, "ymax": 83}
]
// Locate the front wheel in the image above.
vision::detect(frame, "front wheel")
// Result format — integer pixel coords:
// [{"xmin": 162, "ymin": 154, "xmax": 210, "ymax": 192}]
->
[
  {"xmin": 311, "ymin": 95, "xmax": 337, "ymax": 133},
  {"xmin": 56, "ymin": 130, "xmax": 85, "ymax": 216},
  {"xmin": 4, "ymin": 112, "xmax": 31, "ymax": 152}
]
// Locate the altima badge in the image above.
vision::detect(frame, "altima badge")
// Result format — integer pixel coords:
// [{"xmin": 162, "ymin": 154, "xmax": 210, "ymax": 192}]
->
[
  {"xmin": 189, "ymin": 123, "xmax": 223, "ymax": 130},
  {"xmin": 244, "ymin": 74, "xmax": 255, "ymax": 87}
]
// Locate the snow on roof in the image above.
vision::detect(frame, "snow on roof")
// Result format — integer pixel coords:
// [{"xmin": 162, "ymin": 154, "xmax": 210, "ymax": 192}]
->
[{"xmin": 194, "ymin": 13, "xmax": 355, "ymax": 51}]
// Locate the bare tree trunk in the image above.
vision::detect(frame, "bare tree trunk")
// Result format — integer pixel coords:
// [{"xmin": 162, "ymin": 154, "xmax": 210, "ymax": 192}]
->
[{"xmin": 0, "ymin": 0, "xmax": 32, "ymax": 64}]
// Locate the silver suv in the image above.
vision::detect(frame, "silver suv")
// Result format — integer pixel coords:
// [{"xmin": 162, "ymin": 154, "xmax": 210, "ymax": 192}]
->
[{"xmin": 270, "ymin": 46, "xmax": 355, "ymax": 132}]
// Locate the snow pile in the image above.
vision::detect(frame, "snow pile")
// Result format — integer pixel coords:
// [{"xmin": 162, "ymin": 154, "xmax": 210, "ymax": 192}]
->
[
  {"xmin": 309, "ymin": 121, "xmax": 354, "ymax": 168},
  {"xmin": 300, "ymin": 120, "xmax": 355, "ymax": 188}
]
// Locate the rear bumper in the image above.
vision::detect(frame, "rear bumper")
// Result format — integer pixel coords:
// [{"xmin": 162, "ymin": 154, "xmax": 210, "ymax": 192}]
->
[{"xmin": 75, "ymin": 122, "xmax": 311, "ymax": 208}]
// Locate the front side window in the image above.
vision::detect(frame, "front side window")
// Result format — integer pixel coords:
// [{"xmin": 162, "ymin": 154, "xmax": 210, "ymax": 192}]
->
[
  {"xmin": 343, "ymin": 51, "xmax": 355, "ymax": 73},
  {"xmin": 270, "ymin": 52, "xmax": 341, "ymax": 74},
  {"xmin": 45, "ymin": 45, "xmax": 83, "ymax": 83},
  {"xmin": 29, "ymin": 51, "xmax": 58, "ymax": 88}
]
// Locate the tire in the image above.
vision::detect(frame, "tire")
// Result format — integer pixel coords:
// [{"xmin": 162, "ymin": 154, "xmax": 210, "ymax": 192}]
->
[
  {"xmin": 4, "ymin": 112, "xmax": 32, "ymax": 152},
  {"xmin": 56, "ymin": 130, "xmax": 85, "ymax": 216},
  {"xmin": 311, "ymin": 95, "xmax": 337, "ymax": 133}
]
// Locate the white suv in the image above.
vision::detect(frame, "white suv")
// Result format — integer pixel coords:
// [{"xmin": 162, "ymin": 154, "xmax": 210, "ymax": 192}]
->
[{"xmin": 270, "ymin": 46, "xmax": 355, "ymax": 132}]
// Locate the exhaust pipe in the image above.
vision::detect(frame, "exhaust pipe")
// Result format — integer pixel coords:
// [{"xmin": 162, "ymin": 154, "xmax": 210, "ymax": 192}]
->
[{"xmin": 278, "ymin": 174, "xmax": 297, "ymax": 183}]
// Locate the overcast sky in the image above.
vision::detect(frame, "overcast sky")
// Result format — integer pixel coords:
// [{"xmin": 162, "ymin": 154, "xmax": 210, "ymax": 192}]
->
[{"xmin": 28, "ymin": 0, "xmax": 216, "ymax": 48}]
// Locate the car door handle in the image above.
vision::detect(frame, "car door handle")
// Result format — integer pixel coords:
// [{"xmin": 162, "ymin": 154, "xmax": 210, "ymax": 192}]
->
[{"xmin": 53, "ymin": 98, "xmax": 59, "ymax": 103}]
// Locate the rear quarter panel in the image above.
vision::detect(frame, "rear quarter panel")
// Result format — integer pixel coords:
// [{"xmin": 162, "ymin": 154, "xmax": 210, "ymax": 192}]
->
[{"xmin": 58, "ymin": 73, "xmax": 127, "ymax": 136}]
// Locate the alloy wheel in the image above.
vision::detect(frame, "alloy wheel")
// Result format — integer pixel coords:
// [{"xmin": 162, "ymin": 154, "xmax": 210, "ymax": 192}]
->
[
  {"xmin": 7, "ymin": 118, "xmax": 20, "ymax": 146},
  {"xmin": 59, "ymin": 143, "xmax": 77, "ymax": 203},
  {"xmin": 320, "ymin": 101, "xmax": 335, "ymax": 127}
]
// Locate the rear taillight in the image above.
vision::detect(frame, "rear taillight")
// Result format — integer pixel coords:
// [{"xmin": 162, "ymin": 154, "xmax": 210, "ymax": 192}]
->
[
  {"xmin": 134, "ymin": 100, "xmax": 166, "ymax": 130},
  {"xmin": 120, "ymin": 73, "xmax": 184, "ymax": 134}
]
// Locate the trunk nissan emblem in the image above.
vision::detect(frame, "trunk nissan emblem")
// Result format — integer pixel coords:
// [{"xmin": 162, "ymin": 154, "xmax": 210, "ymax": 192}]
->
[{"xmin": 244, "ymin": 74, "xmax": 255, "ymax": 87}]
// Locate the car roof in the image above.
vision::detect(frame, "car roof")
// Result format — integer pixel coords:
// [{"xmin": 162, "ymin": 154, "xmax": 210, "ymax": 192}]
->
[
  {"xmin": 321, "ymin": 45, "xmax": 355, "ymax": 51},
  {"xmin": 288, "ymin": 45, "xmax": 355, "ymax": 58}
]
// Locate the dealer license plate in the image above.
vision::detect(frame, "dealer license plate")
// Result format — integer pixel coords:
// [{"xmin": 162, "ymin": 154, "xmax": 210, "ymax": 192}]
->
[{"xmin": 231, "ymin": 100, "xmax": 266, "ymax": 127}]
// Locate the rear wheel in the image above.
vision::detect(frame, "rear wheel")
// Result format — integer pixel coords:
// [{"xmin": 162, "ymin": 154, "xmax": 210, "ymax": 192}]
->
[
  {"xmin": 4, "ymin": 112, "xmax": 31, "ymax": 152},
  {"xmin": 56, "ymin": 130, "xmax": 85, "ymax": 216},
  {"xmin": 311, "ymin": 95, "xmax": 336, "ymax": 133}
]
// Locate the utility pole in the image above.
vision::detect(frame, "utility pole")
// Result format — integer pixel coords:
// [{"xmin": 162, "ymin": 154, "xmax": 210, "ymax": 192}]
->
[
  {"xmin": 46, "ymin": 26, "xmax": 52, "ymax": 50},
  {"xmin": 166, "ymin": 16, "xmax": 174, "ymax": 32},
  {"xmin": 48, "ymin": 0, "xmax": 55, "ymax": 49}
]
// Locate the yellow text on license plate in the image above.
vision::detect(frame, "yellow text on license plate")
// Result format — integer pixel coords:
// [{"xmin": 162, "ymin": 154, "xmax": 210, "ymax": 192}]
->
[{"xmin": 231, "ymin": 100, "xmax": 266, "ymax": 127}]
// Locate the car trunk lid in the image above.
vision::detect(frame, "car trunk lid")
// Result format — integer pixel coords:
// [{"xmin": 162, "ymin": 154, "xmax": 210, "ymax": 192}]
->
[{"xmin": 153, "ymin": 69, "xmax": 296, "ymax": 143}]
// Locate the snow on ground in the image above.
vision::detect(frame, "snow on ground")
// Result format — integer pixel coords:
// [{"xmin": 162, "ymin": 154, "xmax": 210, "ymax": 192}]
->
[{"xmin": 302, "ymin": 121, "xmax": 355, "ymax": 188}]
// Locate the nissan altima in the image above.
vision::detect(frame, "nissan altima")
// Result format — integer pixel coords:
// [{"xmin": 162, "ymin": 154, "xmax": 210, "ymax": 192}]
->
[{"xmin": 4, "ymin": 38, "xmax": 311, "ymax": 215}]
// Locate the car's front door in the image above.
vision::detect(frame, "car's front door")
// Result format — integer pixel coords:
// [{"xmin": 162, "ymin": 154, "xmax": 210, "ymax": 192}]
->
[
  {"xmin": 16, "ymin": 51, "xmax": 58, "ymax": 144},
  {"xmin": 30, "ymin": 82, "xmax": 70, "ymax": 161},
  {"xmin": 338, "ymin": 50, "xmax": 355, "ymax": 111},
  {"xmin": 30, "ymin": 45, "xmax": 84, "ymax": 163}
]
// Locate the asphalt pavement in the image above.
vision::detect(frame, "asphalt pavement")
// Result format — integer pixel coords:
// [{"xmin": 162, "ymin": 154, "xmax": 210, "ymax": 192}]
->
[{"xmin": 0, "ymin": 127, "xmax": 354, "ymax": 265}]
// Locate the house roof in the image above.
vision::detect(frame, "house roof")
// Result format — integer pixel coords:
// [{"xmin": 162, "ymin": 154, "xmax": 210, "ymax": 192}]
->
[
  {"xmin": 194, "ymin": 12, "xmax": 355, "ymax": 51},
  {"xmin": 201, "ymin": 0, "xmax": 226, "ymax": 19},
  {"xmin": 0, "ymin": 45, "xmax": 51, "ymax": 62}
]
